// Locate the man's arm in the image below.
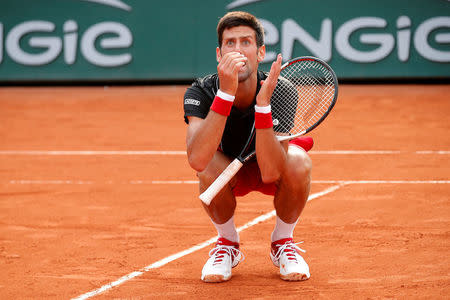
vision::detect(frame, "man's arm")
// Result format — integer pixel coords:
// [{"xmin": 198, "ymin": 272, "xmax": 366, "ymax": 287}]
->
[
  {"xmin": 255, "ymin": 54, "xmax": 287, "ymax": 183},
  {"xmin": 186, "ymin": 51, "xmax": 247, "ymax": 172},
  {"xmin": 186, "ymin": 114, "xmax": 227, "ymax": 172}
]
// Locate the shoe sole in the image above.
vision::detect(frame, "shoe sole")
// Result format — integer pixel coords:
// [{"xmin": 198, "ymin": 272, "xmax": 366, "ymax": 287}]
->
[
  {"xmin": 280, "ymin": 272, "xmax": 310, "ymax": 281},
  {"xmin": 202, "ymin": 274, "xmax": 231, "ymax": 283}
]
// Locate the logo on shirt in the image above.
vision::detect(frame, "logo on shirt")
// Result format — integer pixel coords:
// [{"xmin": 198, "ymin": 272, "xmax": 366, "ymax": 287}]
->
[{"xmin": 184, "ymin": 98, "xmax": 201, "ymax": 106}]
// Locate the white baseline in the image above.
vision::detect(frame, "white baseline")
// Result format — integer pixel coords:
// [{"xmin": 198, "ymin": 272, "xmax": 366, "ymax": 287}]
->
[
  {"xmin": 0, "ymin": 150, "xmax": 448, "ymax": 155},
  {"xmin": 7, "ymin": 180, "xmax": 450, "ymax": 185}
]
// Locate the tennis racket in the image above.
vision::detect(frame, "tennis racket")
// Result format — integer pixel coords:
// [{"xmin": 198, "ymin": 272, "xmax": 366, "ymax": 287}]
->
[{"xmin": 200, "ymin": 56, "xmax": 338, "ymax": 205}]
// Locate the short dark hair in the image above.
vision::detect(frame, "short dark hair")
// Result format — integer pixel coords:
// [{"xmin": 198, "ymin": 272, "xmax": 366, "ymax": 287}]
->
[{"xmin": 217, "ymin": 11, "xmax": 265, "ymax": 48}]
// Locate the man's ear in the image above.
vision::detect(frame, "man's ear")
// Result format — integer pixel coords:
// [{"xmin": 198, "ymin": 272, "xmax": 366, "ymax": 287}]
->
[
  {"xmin": 257, "ymin": 45, "xmax": 266, "ymax": 63},
  {"xmin": 216, "ymin": 47, "xmax": 221, "ymax": 63}
]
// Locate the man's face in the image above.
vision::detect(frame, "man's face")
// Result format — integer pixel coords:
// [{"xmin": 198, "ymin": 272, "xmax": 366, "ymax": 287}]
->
[{"xmin": 217, "ymin": 26, "xmax": 265, "ymax": 82}]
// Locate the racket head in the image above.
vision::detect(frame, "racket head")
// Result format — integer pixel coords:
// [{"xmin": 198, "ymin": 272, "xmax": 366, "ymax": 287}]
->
[{"xmin": 271, "ymin": 56, "xmax": 338, "ymax": 140}]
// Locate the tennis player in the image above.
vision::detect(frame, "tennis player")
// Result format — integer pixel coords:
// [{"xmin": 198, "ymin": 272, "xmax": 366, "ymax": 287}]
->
[{"xmin": 183, "ymin": 11, "xmax": 313, "ymax": 282}]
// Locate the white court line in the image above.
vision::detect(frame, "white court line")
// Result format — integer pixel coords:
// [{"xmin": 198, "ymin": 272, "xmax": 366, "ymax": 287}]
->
[
  {"xmin": 311, "ymin": 150, "xmax": 401, "ymax": 154},
  {"xmin": 415, "ymin": 151, "xmax": 450, "ymax": 155},
  {"xmin": 0, "ymin": 150, "xmax": 448, "ymax": 155},
  {"xmin": 132, "ymin": 180, "xmax": 199, "ymax": 185},
  {"xmin": 70, "ymin": 184, "xmax": 342, "ymax": 300},
  {"xmin": 148, "ymin": 180, "xmax": 450, "ymax": 185},
  {"xmin": 8, "ymin": 180, "xmax": 95, "ymax": 185},
  {"xmin": 0, "ymin": 150, "xmax": 186, "ymax": 155},
  {"xmin": 6, "ymin": 180, "xmax": 450, "ymax": 185},
  {"xmin": 312, "ymin": 180, "xmax": 450, "ymax": 184}
]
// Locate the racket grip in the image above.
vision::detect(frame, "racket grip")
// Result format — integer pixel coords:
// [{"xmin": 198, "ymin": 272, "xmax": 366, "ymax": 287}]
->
[{"xmin": 199, "ymin": 158, "xmax": 243, "ymax": 205}]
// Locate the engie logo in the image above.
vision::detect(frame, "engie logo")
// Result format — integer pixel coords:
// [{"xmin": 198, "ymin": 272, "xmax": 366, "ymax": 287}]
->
[
  {"xmin": 0, "ymin": 0, "xmax": 133, "ymax": 67},
  {"xmin": 260, "ymin": 16, "xmax": 450, "ymax": 64},
  {"xmin": 228, "ymin": 0, "xmax": 450, "ymax": 64}
]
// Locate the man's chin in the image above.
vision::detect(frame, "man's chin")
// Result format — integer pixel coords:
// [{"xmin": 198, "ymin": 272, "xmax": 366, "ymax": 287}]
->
[{"xmin": 238, "ymin": 70, "xmax": 251, "ymax": 82}]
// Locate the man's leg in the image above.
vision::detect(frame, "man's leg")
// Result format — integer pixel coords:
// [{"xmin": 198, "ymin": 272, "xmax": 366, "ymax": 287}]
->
[
  {"xmin": 197, "ymin": 151, "xmax": 242, "ymax": 282},
  {"xmin": 197, "ymin": 151, "xmax": 237, "ymax": 225},
  {"xmin": 270, "ymin": 145, "xmax": 312, "ymax": 281},
  {"xmin": 274, "ymin": 145, "xmax": 311, "ymax": 223}
]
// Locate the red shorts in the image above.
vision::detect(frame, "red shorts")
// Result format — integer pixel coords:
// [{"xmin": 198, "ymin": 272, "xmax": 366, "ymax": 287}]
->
[{"xmin": 232, "ymin": 136, "xmax": 313, "ymax": 197}]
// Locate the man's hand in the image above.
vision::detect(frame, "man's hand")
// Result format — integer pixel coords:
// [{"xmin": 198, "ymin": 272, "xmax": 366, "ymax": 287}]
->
[
  {"xmin": 256, "ymin": 54, "xmax": 282, "ymax": 106},
  {"xmin": 217, "ymin": 51, "xmax": 248, "ymax": 95}
]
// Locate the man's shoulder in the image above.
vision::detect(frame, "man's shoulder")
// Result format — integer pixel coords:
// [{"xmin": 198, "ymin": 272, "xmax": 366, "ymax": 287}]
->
[
  {"xmin": 186, "ymin": 73, "xmax": 219, "ymax": 100},
  {"xmin": 194, "ymin": 73, "xmax": 219, "ymax": 88}
]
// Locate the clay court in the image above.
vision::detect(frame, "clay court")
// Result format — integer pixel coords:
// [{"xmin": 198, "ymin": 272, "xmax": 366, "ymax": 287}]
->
[{"xmin": 0, "ymin": 84, "xmax": 449, "ymax": 299}]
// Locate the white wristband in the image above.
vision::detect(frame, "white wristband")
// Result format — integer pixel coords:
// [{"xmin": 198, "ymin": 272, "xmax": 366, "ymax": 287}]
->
[
  {"xmin": 216, "ymin": 89, "xmax": 235, "ymax": 102},
  {"xmin": 255, "ymin": 104, "xmax": 271, "ymax": 114}
]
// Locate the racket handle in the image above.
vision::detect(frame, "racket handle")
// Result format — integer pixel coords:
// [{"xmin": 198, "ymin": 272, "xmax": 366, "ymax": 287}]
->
[{"xmin": 199, "ymin": 158, "xmax": 243, "ymax": 205}]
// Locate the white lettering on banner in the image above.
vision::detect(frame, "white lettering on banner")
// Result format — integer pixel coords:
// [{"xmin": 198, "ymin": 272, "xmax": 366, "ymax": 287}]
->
[
  {"xmin": 282, "ymin": 19, "xmax": 332, "ymax": 62},
  {"xmin": 79, "ymin": 0, "xmax": 132, "ymax": 11},
  {"xmin": 414, "ymin": 17, "xmax": 450, "ymax": 62},
  {"xmin": 64, "ymin": 20, "xmax": 78, "ymax": 65},
  {"xmin": 81, "ymin": 22, "xmax": 132, "ymax": 67},
  {"xmin": 261, "ymin": 16, "xmax": 450, "ymax": 63},
  {"xmin": 335, "ymin": 17, "xmax": 395, "ymax": 63},
  {"xmin": 396, "ymin": 16, "xmax": 411, "ymax": 62},
  {"xmin": 1, "ymin": 20, "xmax": 133, "ymax": 67},
  {"xmin": 6, "ymin": 21, "xmax": 62, "ymax": 65}
]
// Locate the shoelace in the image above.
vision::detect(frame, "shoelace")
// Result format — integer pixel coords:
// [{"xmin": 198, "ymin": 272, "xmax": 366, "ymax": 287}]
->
[
  {"xmin": 273, "ymin": 241, "xmax": 306, "ymax": 263},
  {"xmin": 209, "ymin": 245, "xmax": 244, "ymax": 266}
]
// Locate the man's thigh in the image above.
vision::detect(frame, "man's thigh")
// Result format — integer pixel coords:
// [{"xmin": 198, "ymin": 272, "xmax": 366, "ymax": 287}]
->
[
  {"xmin": 233, "ymin": 159, "xmax": 277, "ymax": 197},
  {"xmin": 232, "ymin": 143, "xmax": 311, "ymax": 197}
]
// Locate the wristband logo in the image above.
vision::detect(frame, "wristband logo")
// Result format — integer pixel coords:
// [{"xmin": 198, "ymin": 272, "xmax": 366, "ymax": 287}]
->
[{"xmin": 0, "ymin": 0, "xmax": 133, "ymax": 67}]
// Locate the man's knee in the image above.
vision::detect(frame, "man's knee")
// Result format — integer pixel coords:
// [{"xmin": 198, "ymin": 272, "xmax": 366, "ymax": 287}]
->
[
  {"xmin": 197, "ymin": 152, "xmax": 232, "ymax": 186},
  {"xmin": 197, "ymin": 166, "xmax": 219, "ymax": 186},
  {"xmin": 283, "ymin": 146, "xmax": 312, "ymax": 185}
]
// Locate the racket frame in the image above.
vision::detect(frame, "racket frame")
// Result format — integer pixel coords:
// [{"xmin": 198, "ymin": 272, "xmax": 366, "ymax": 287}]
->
[{"xmin": 276, "ymin": 56, "xmax": 339, "ymax": 140}]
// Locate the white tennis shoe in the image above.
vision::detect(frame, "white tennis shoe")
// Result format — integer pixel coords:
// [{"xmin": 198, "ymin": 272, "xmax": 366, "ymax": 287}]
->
[
  {"xmin": 201, "ymin": 237, "xmax": 243, "ymax": 283},
  {"xmin": 270, "ymin": 238, "xmax": 310, "ymax": 281}
]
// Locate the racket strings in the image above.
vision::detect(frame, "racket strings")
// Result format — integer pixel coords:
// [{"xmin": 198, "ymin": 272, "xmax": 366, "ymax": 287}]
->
[{"xmin": 271, "ymin": 59, "xmax": 335, "ymax": 135}]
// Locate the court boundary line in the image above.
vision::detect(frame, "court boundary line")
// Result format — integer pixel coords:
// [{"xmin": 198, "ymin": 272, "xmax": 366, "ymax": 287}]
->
[
  {"xmin": 70, "ymin": 184, "xmax": 343, "ymax": 300},
  {"xmin": 0, "ymin": 150, "xmax": 448, "ymax": 155},
  {"xmin": 6, "ymin": 179, "xmax": 450, "ymax": 185}
]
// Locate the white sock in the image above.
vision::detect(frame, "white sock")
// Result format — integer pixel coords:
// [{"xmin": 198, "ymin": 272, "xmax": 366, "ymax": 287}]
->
[
  {"xmin": 211, "ymin": 216, "xmax": 239, "ymax": 243},
  {"xmin": 271, "ymin": 216, "xmax": 298, "ymax": 242}
]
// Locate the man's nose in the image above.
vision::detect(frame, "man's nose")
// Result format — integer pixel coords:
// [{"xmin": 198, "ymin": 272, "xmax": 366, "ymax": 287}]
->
[{"xmin": 235, "ymin": 42, "xmax": 242, "ymax": 53}]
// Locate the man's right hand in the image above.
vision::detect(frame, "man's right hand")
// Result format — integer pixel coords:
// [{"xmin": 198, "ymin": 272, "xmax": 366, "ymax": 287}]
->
[{"xmin": 217, "ymin": 51, "xmax": 247, "ymax": 96}]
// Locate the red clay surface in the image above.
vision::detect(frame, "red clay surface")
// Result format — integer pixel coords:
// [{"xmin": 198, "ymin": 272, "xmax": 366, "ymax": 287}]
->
[{"xmin": 0, "ymin": 85, "xmax": 449, "ymax": 299}]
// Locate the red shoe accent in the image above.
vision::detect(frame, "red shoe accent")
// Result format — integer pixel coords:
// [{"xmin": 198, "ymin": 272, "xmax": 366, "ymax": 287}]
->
[
  {"xmin": 216, "ymin": 237, "xmax": 239, "ymax": 249},
  {"xmin": 271, "ymin": 238, "xmax": 299, "ymax": 261},
  {"xmin": 212, "ymin": 238, "xmax": 240, "ymax": 266},
  {"xmin": 289, "ymin": 137, "xmax": 314, "ymax": 152}
]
